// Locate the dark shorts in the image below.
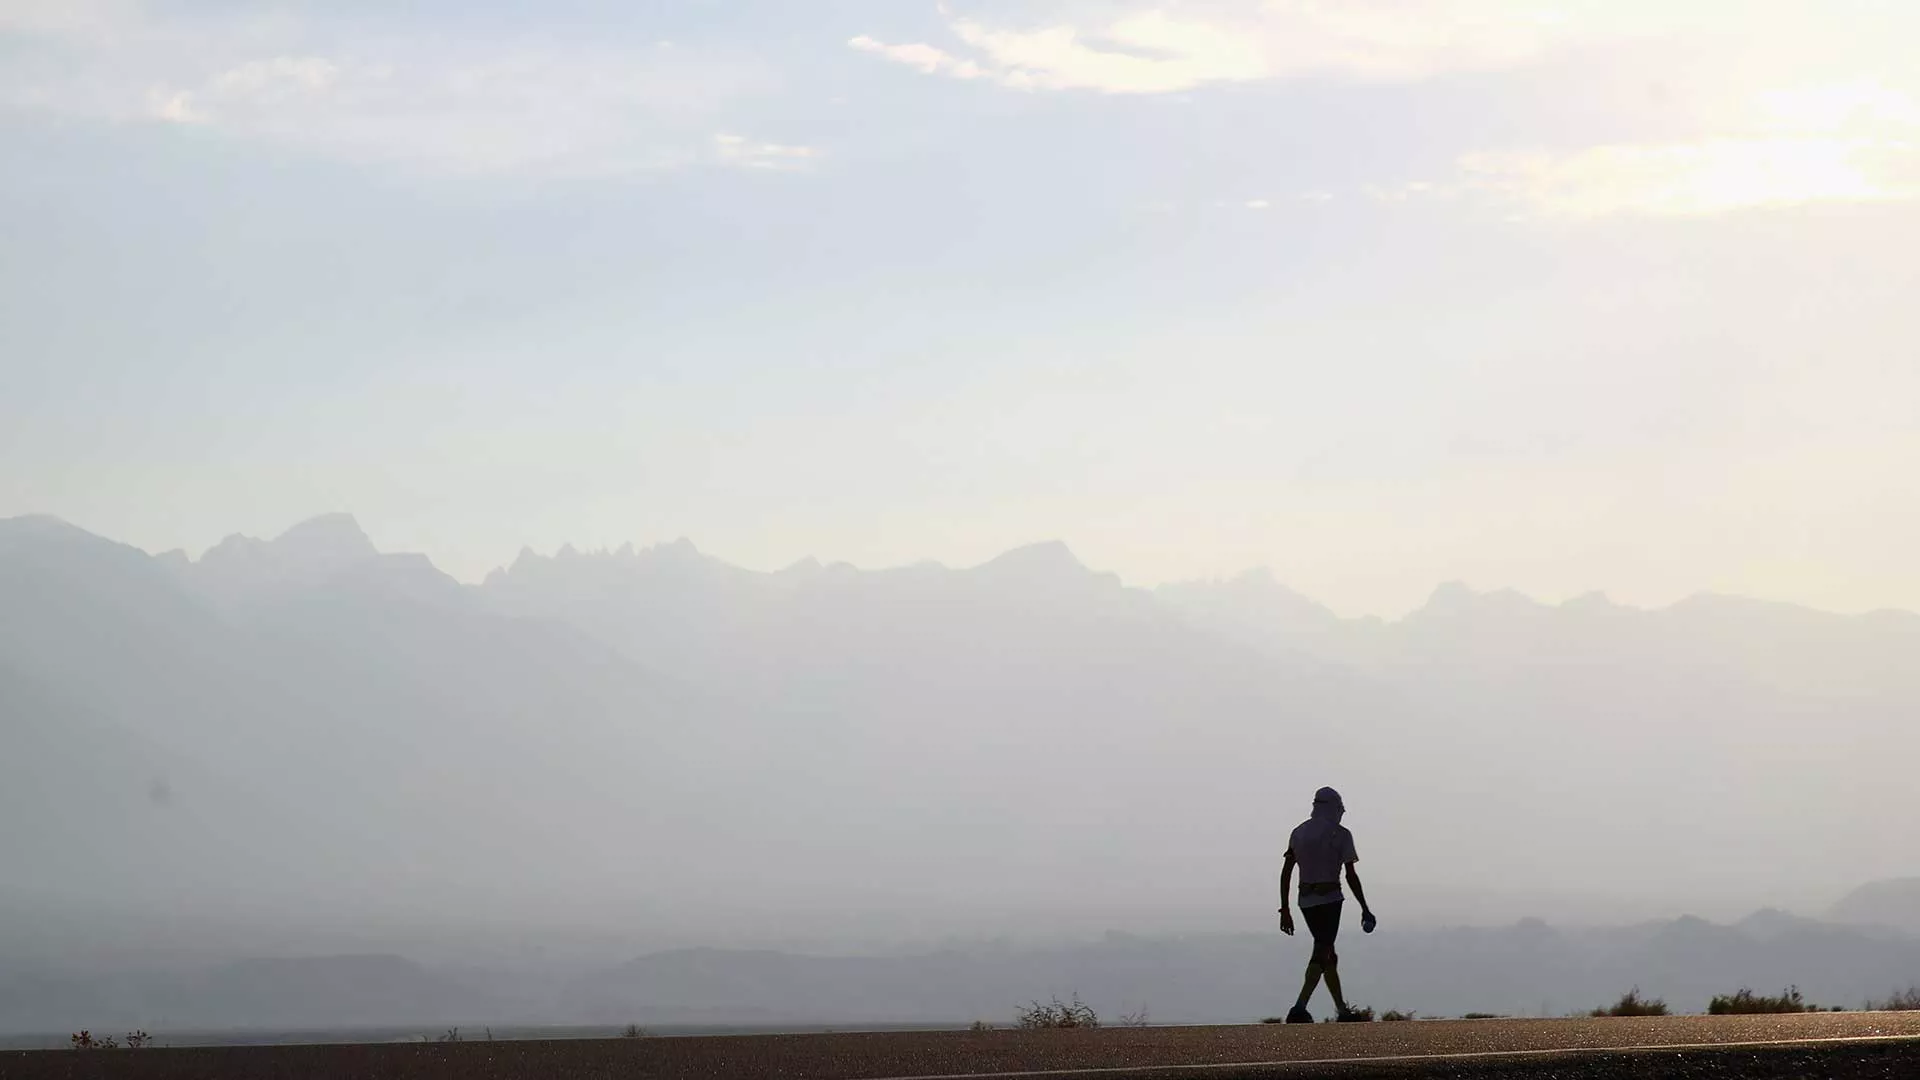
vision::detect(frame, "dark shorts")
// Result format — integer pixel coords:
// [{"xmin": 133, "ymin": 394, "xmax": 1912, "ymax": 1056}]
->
[{"xmin": 1302, "ymin": 900, "xmax": 1343, "ymax": 944}]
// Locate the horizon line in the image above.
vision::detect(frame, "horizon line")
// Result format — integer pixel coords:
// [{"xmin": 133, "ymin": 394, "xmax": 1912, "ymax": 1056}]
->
[{"xmin": 8, "ymin": 511, "xmax": 1918, "ymax": 625}]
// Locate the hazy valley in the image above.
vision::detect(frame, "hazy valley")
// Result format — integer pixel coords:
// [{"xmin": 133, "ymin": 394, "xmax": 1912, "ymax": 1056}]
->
[{"xmin": 2, "ymin": 514, "xmax": 1915, "ymax": 1034}]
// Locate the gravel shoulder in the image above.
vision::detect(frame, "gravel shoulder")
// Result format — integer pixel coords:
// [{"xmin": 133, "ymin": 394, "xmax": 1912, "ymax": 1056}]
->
[{"xmin": 3, "ymin": 1011, "xmax": 1917, "ymax": 1079}]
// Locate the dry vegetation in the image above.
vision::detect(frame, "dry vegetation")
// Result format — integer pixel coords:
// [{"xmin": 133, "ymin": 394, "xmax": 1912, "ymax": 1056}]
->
[
  {"xmin": 1873, "ymin": 987, "xmax": 1920, "ymax": 1011},
  {"xmin": 68, "ymin": 1031, "xmax": 151, "ymax": 1051},
  {"xmin": 1016, "ymin": 994, "xmax": 1100, "ymax": 1029},
  {"xmin": 1709, "ymin": 987, "xmax": 1818, "ymax": 1014},
  {"xmin": 1591, "ymin": 988, "xmax": 1670, "ymax": 1017}
]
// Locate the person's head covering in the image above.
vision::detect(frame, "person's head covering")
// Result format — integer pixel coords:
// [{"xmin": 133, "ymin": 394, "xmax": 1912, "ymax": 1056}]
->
[{"xmin": 1311, "ymin": 786, "xmax": 1344, "ymax": 822}]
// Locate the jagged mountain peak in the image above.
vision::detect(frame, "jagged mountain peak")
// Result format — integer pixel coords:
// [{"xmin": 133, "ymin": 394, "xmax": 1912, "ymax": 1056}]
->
[
  {"xmin": 199, "ymin": 513, "xmax": 375, "ymax": 569},
  {"xmin": 272, "ymin": 512, "xmax": 376, "ymax": 561},
  {"xmin": 973, "ymin": 540, "xmax": 1088, "ymax": 578},
  {"xmin": 0, "ymin": 514, "xmax": 99, "ymax": 553},
  {"xmin": 1415, "ymin": 580, "xmax": 1546, "ymax": 617},
  {"xmin": 0, "ymin": 513, "xmax": 84, "ymax": 536}
]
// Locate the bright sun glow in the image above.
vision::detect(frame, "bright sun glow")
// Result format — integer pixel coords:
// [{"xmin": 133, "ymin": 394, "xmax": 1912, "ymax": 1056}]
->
[{"xmin": 1462, "ymin": 79, "xmax": 1920, "ymax": 218}]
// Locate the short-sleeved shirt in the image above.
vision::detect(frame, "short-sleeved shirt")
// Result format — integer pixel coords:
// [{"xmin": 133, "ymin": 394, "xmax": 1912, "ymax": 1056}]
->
[{"xmin": 1288, "ymin": 818, "xmax": 1358, "ymax": 909}]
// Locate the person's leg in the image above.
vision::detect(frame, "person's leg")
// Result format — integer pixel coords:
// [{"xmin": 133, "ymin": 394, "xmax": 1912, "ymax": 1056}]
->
[
  {"xmin": 1293, "ymin": 949, "xmax": 1324, "ymax": 1010},
  {"xmin": 1305, "ymin": 902, "xmax": 1347, "ymax": 1014},
  {"xmin": 1321, "ymin": 944, "xmax": 1348, "ymax": 1014}
]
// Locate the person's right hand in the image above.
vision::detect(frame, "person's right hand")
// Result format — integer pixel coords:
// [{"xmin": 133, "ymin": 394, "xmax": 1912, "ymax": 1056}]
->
[
  {"xmin": 1279, "ymin": 909, "xmax": 1295, "ymax": 936},
  {"xmin": 1362, "ymin": 910, "xmax": 1378, "ymax": 934}
]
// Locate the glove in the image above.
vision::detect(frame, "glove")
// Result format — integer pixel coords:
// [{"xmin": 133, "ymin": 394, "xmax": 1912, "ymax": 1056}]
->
[{"xmin": 1362, "ymin": 910, "xmax": 1378, "ymax": 934}]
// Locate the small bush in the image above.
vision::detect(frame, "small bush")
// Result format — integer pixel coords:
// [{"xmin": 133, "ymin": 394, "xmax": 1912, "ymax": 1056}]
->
[
  {"xmin": 1592, "ymin": 988, "xmax": 1669, "ymax": 1017},
  {"xmin": 1018, "ymin": 995, "xmax": 1099, "ymax": 1029},
  {"xmin": 437, "ymin": 1027, "xmax": 463, "ymax": 1043},
  {"xmin": 1117, "ymin": 1006, "xmax": 1150, "ymax": 1028},
  {"xmin": 1380, "ymin": 1010, "xmax": 1416, "ymax": 1022},
  {"xmin": 71, "ymin": 1031, "xmax": 155, "ymax": 1050},
  {"xmin": 1461, "ymin": 1013, "xmax": 1504, "ymax": 1020},
  {"xmin": 1259, "ymin": 1017, "xmax": 1286, "ymax": 1024},
  {"xmin": 1709, "ymin": 986, "xmax": 1815, "ymax": 1014},
  {"xmin": 620, "ymin": 1024, "xmax": 648, "ymax": 1039},
  {"xmin": 1871, "ymin": 987, "xmax": 1920, "ymax": 1011},
  {"xmin": 969, "ymin": 1020, "xmax": 995, "ymax": 1032},
  {"xmin": 1324, "ymin": 1005, "xmax": 1374, "ymax": 1022}
]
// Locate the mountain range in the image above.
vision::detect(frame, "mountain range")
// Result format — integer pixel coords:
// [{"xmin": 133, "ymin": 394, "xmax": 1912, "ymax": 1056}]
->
[
  {"xmin": 2, "ymin": 513, "xmax": 1915, "ymax": 982},
  {"xmin": 2, "ymin": 911, "xmax": 1916, "ymax": 1038}
]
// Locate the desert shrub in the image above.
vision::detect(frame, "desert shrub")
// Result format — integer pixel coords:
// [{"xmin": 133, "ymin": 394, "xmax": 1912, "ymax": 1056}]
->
[
  {"xmin": 1461, "ymin": 1013, "xmax": 1504, "ymax": 1020},
  {"xmin": 1018, "ymin": 994, "xmax": 1099, "ymax": 1029},
  {"xmin": 437, "ymin": 1027, "xmax": 463, "ymax": 1043},
  {"xmin": 620, "ymin": 1024, "xmax": 648, "ymax": 1039},
  {"xmin": 70, "ymin": 1031, "xmax": 133, "ymax": 1050},
  {"xmin": 1324, "ymin": 1005, "xmax": 1374, "ymax": 1022},
  {"xmin": 1592, "ymin": 988, "xmax": 1669, "ymax": 1017},
  {"xmin": 969, "ymin": 1020, "xmax": 995, "ymax": 1032},
  {"xmin": 1709, "ymin": 986, "xmax": 1815, "ymax": 1014},
  {"xmin": 1380, "ymin": 1010, "xmax": 1415, "ymax": 1022},
  {"xmin": 1872, "ymin": 987, "xmax": 1920, "ymax": 1011},
  {"xmin": 1259, "ymin": 1017, "xmax": 1286, "ymax": 1024},
  {"xmin": 1117, "ymin": 1006, "xmax": 1150, "ymax": 1028}
]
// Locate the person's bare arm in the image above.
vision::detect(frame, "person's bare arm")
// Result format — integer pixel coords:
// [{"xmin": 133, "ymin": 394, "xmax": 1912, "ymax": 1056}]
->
[
  {"xmin": 1279, "ymin": 849, "xmax": 1297, "ymax": 935},
  {"xmin": 1346, "ymin": 860, "xmax": 1377, "ymax": 932}
]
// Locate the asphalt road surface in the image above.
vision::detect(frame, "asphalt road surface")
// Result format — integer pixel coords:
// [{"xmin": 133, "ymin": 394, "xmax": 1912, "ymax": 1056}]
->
[{"xmin": 3, "ymin": 1011, "xmax": 1918, "ymax": 1079}]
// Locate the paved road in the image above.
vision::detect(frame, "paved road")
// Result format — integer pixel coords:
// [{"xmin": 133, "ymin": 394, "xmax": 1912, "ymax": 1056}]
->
[
  {"xmin": 3, "ymin": 1012, "xmax": 1917, "ymax": 1079},
  {"xmin": 845, "ymin": 1012, "xmax": 1920, "ymax": 1078}
]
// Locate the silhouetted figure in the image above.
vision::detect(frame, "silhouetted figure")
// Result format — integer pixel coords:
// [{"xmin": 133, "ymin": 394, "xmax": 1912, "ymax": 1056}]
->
[{"xmin": 1279, "ymin": 786, "xmax": 1376, "ymax": 1022}]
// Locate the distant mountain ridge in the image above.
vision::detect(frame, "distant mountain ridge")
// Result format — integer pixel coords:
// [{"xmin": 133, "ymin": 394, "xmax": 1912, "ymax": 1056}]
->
[
  {"xmin": 0, "ymin": 953, "xmax": 499, "ymax": 1034},
  {"xmin": 1155, "ymin": 566, "xmax": 1920, "ymax": 699},
  {"xmin": 1831, "ymin": 879, "xmax": 1920, "ymax": 935},
  {"xmin": 1, "ymin": 513, "xmax": 1914, "ymax": 971},
  {"xmin": 557, "ymin": 910, "xmax": 1920, "ymax": 1025},
  {"xmin": 1, "ymin": 910, "xmax": 1913, "ymax": 1036}
]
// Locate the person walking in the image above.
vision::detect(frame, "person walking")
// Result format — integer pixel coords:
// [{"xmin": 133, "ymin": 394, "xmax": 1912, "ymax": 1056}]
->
[{"xmin": 1279, "ymin": 786, "xmax": 1376, "ymax": 1023}]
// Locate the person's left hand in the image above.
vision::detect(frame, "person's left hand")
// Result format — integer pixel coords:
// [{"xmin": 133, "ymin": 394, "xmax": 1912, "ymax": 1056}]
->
[
  {"xmin": 1279, "ymin": 909, "xmax": 1295, "ymax": 936},
  {"xmin": 1362, "ymin": 910, "xmax": 1378, "ymax": 934}
]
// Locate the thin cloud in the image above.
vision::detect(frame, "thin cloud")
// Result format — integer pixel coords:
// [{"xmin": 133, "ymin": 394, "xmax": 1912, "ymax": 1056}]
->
[
  {"xmin": 713, "ymin": 133, "xmax": 823, "ymax": 172},
  {"xmin": 3, "ymin": 4, "xmax": 788, "ymax": 177},
  {"xmin": 847, "ymin": 35, "xmax": 985, "ymax": 81},
  {"xmin": 850, "ymin": 2, "xmax": 1586, "ymax": 94},
  {"xmin": 144, "ymin": 87, "xmax": 204, "ymax": 125},
  {"xmin": 207, "ymin": 56, "xmax": 339, "ymax": 97}
]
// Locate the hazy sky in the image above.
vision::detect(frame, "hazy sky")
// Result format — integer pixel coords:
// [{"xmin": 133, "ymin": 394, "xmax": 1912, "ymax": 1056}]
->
[{"xmin": 4, "ymin": 0, "xmax": 1917, "ymax": 618}]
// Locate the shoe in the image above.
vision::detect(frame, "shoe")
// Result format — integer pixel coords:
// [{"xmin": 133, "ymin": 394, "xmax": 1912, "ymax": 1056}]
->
[
  {"xmin": 1285, "ymin": 1006, "xmax": 1313, "ymax": 1024},
  {"xmin": 1336, "ymin": 1009, "xmax": 1370, "ymax": 1022}
]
